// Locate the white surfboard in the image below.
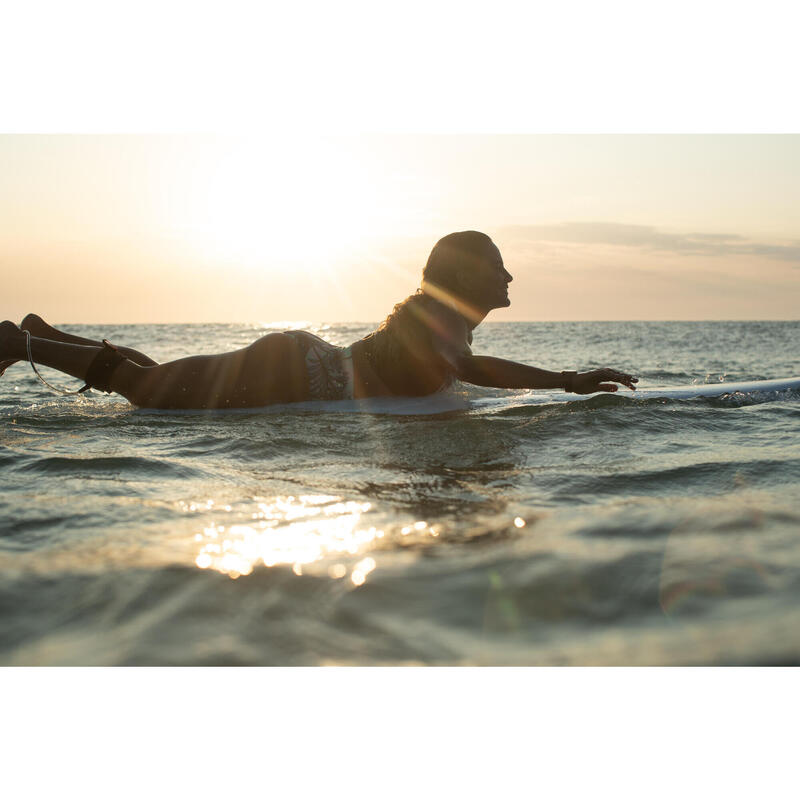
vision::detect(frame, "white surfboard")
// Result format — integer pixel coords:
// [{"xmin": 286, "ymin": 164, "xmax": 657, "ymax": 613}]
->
[
  {"xmin": 606, "ymin": 376, "xmax": 800, "ymax": 401},
  {"xmin": 471, "ymin": 376, "xmax": 800, "ymax": 410},
  {"xmin": 134, "ymin": 376, "xmax": 800, "ymax": 416}
]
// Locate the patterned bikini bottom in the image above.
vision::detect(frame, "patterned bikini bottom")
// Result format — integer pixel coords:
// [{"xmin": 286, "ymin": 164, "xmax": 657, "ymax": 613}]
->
[{"xmin": 284, "ymin": 330, "xmax": 354, "ymax": 401}]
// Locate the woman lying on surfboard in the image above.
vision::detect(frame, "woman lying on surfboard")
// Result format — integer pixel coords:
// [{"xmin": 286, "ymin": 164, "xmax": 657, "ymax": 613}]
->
[{"xmin": 1, "ymin": 231, "xmax": 638, "ymax": 409}]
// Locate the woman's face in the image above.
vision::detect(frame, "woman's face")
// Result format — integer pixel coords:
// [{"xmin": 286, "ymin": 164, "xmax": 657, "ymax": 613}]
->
[{"xmin": 470, "ymin": 244, "xmax": 513, "ymax": 310}]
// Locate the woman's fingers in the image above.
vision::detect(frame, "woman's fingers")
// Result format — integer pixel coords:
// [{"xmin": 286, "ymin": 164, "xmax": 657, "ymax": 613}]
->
[
  {"xmin": 573, "ymin": 369, "xmax": 639, "ymax": 393},
  {"xmin": 601, "ymin": 368, "xmax": 638, "ymax": 389}
]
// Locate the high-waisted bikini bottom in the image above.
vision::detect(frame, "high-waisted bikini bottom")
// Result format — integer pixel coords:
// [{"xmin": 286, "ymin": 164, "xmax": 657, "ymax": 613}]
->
[{"xmin": 284, "ymin": 330, "xmax": 354, "ymax": 401}]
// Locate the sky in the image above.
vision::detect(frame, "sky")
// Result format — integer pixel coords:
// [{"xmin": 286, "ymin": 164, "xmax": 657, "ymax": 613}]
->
[{"xmin": 2, "ymin": 134, "xmax": 799, "ymax": 323}]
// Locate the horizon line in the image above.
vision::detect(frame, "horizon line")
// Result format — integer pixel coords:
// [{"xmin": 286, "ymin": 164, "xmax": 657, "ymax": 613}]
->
[{"xmin": 45, "ymin": 318, "xmax": 800, "ymax": 326}]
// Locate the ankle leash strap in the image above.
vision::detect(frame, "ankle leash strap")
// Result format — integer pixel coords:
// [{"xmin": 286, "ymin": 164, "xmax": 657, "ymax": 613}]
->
[{"xmin": 23, "ymin": 330, "xmax": 125, "ymax": 396}]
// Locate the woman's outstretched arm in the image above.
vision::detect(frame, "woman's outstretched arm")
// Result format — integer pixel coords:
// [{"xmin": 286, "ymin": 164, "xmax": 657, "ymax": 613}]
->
[
  {"xmin": 455, "ymin": 354, "xmax": 638, "ymax": 393},
  {"xmin": 428, "ymin": 309, "xmax": 638, "ymax": 394}
]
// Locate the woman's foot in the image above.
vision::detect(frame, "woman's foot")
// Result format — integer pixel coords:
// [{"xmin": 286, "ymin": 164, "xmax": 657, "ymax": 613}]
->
[
  {"xmin": 0, "ymin": 314, "xmax": 49, "ymax": 378},
  {"xmin": 2, "ymin": 314, "xmax": 157, "ymax": 380},
  {"xmin": 20, "ymin": 313, "xmax": 54, "ymax": 338},
  {"xmin": 0, "ymin": 321, "xmax": 27, "ymax": 376}
]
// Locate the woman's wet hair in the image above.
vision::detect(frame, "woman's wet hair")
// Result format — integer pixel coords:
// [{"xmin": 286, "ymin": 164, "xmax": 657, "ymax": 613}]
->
[
  {"xmin": 375, "ymin": 231, "xmax": 496, "ymax": 333},
  {"xmin": 354, "ymin": 231, "xmax": 498, "ymax": 392},
  {"xmin": 365, "ymin": 231, "xmax": 496, "ymax": 375},
  {"xmin": 421, "ymin": 231, "xmax": 497, "ymax": 306}
]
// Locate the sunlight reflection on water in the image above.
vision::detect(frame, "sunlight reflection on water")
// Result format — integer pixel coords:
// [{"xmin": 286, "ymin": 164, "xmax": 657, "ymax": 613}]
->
[{"xmin": 193, "ymin": 494, "xmax": 388, "ymax": 581}]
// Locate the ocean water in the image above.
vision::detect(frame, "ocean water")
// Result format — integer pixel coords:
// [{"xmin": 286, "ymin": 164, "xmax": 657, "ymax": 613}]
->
[{"xmin": 1, "ymin": 320, "xmax": 799, "ymax": 666}]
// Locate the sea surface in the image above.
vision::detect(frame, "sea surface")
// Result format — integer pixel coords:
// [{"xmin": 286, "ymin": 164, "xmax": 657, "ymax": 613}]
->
[{"xmin": 1, "ymin": 321, "xmax": 799, "ymax": 665}]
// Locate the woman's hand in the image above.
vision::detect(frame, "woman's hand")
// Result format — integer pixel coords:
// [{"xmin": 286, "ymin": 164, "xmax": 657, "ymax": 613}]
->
[{"xmin": 568, "ymin": 368, "xmax": 638, "ymax": 394}]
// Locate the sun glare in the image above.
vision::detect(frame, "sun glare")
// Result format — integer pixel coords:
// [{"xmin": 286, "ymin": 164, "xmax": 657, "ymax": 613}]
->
[
  {"xmin": 192, "ymin": 494, "xmax": 382, "ymax": 580},
  {"xmin": 187, "ymin": 494, "xmax": 447, "ymax": 583},
  {"xmin": 176, "ymin": 138, "xmax": 396, "ymax": 276}
]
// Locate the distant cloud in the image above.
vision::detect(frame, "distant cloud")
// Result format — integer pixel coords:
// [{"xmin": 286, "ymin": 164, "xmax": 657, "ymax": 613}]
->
[{"xmin": 498, "ymin": 222, "xmax": 800, "ymax": 264}]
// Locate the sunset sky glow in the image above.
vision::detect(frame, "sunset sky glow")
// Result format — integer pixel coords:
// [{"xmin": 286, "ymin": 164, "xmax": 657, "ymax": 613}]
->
[{"xmin": 3, "ymin": 134, "xmax": 799, "ymax": 323}]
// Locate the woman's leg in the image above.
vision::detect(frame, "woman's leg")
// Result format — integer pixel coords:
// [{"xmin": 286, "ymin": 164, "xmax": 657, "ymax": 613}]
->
[
  {"xmin": 21, "ymin": 314, "xmax": 159, "ymax": 365},
  {"xmin": 0, "ymin": 322, "xmax": 308, "ymax": 410},
  {"xmin": 0, "ymin": 314, "xmax": 158, "ymax": 378}
]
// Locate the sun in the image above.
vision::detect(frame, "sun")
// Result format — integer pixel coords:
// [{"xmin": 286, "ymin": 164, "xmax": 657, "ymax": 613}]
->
[{"xmin": 175, "ymin": 137, "xmax": 391, "ymax": 277}]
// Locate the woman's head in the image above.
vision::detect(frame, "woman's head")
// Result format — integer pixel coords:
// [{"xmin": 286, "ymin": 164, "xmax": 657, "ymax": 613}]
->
[{"xmin": 421, "ymin": 231, "xmax": 512, "ymax": 321}]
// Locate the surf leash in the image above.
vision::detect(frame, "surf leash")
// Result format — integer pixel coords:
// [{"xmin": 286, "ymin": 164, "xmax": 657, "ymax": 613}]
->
[{"xmin": 24, "ymin": 329, "xmax": 89, "ymax": 396}]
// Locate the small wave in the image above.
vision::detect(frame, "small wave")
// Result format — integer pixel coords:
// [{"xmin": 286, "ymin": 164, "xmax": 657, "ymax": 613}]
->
[
  {"xmin": 554, "ymin": 457, "xmax": 800, "ymax": 500},
  {"xmin": 168, "ymin": 433, "xmax": 321, "ymax": 461},
  {"xmin": 16, "ymin": 455, "xmax": 202, "ymax": 479},
  {"xmin": 0, "ymin": 452, "xmax": 19, "ymax": 469},
  {"xmin": 705, "ymin": 388, "xmax": 800, "ymax": 408},
  {"xmin": 2, "ymin": 399, "xmax": 133, "ymax": 424},
  {"xmin": 0, "ymin": 513, "xmax": 96, "ymax": 548}
]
